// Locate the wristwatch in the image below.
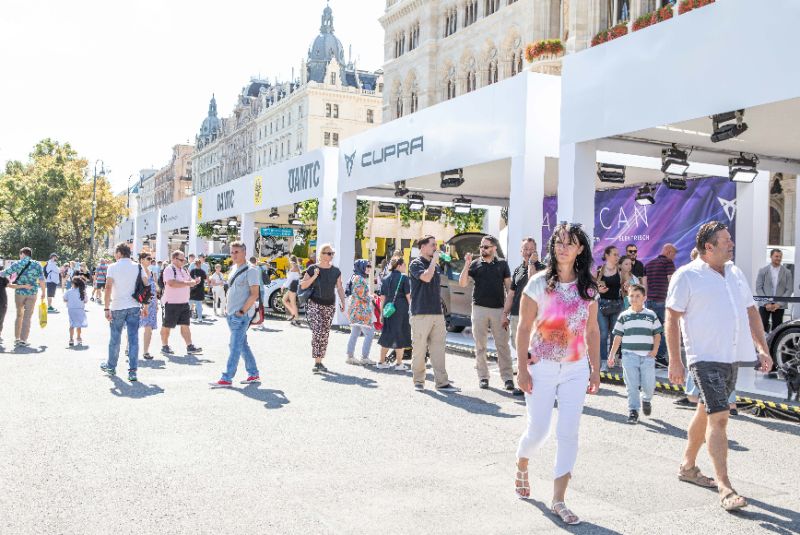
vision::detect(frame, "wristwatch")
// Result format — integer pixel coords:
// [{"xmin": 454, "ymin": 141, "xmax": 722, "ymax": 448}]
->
[{"xmin": 238, "ymin": 309, "xmax": 245, "ymax": 315}]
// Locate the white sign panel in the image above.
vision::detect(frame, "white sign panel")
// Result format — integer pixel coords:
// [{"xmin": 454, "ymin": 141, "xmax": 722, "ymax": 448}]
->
[
  {"xmin": 196, "ymin": 173, "xmax": 260, "ymax": 223},
  {"xmin": 258, "ymin": 147, "xmax": 334, "ymax": 208},
  {"xmin": 159, "ymin": 198, "xmax": 192, "ymax": 232},
  {"xmin": 118, "ymin": 219, "xmax": 134, "ymax": 241},
  {"xmin": 136, "ymin": 211, "xmax": 157, "ymax": 237}
]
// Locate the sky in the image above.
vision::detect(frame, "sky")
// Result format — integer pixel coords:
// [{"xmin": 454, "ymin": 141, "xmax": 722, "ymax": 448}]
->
[{"xmin": 0, "ymin": 0, "xmax": 385, "ymax": 193}]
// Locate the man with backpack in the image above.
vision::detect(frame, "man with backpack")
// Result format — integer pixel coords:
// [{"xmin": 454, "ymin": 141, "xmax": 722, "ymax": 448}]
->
[
  {"xmin": 212, "ymin": 241, "xmax": 261, "ymax": 387},
  {"xmin": 160, "ymin": 250, "xmax": 203, "ymax": 356},
  {"xmin": 102, "ymin": 243, "xmax": 150, "ymax": 382},
  {"xmin": 1, "ymin": 247, "xmax": 46, "ymax": 347}
]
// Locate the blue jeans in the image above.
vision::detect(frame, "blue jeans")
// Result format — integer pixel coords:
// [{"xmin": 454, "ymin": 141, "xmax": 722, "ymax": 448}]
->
[
  {"xmin": 108, "ymin": 307, "xmax": 140, "ymax": 371},
  {"xmin": 222, "ymin": 313, "xmax": 259, "ymax": 381},
  {"xmin": 621, "ymin": 351, "xmax": 656, "ymax": 410},
  {"xmin": 686, "ymin": 370, "xmax": 737, "ymax": 404},
  {"xmin": 597, "ymin": 310, "xmax": 620, "ymax": 365},
  {"xmin": 646, "ymin": 301, "xmax": 666, "ymax": 359},
  {"xmin": 191, "ymin": 300, "xmax": 203, "ymax": 319},
  {"xmin": 346, "ymin": 324, "xmax": 375, "ymax": 358}
]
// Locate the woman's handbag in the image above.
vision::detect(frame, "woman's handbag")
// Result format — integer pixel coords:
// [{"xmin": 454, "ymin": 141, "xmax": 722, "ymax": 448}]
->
[
  {"xmin": 382, "ymin": 274, "xmax": 404, "ymax": 319},
  {"xmin": 598, "ymin": 297, "xmax": 623, "ymax": 316},
  {"xmin": 297, "ymin": 267, "xmax": 317, "ymax": 305}
]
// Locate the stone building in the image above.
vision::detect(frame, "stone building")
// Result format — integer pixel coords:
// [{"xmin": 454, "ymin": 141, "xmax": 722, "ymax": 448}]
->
[
  {"xmin": 136, "ymin": 146, "xmax": 193, "ymax": 214},
  {"xmin": 191, "ymin": 4, "xmax": 383, "ymax": 195}
]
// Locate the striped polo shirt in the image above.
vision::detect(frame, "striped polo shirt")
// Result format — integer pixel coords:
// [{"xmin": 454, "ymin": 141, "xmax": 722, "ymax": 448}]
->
[
  {"xmin": 644, "ymin": 255, "xmax": 676, "ymax": 302},
  {"xmin": 612, "ymin": 307, "xmax": 663, "ymax": 356}
]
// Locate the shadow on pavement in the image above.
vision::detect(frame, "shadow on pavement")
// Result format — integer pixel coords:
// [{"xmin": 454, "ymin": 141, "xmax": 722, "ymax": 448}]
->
[
  {"xmin": 742, "ymin": 498, "xmax": 800, "ymax": 533},
  {"xmin": 139, "ymin": 359, "xmax": 167, "ymax": 370},
  {"xmin": 166, "ymin": 354, "xmax": 213, "ymax": 366},
  {"xmin": 235, "ymin": 384, "xmax": 290, "ymax": 409},
  {"xmin": 595, "ymin": 387, "xmax": 626, "ymax": 399},
  {"xmin": 320, "ymin": 371, "xmax": 378, "ymax": 389},
  {"xmin": 3, "ymin": 345, "xmax": 47, "ymax": 354},
  {"xmin": 66, "ymin": 345, "xmax": 90, "ymax": 352},
  {"xmin": 522, "ymin": 498, "xmax": 624, "ymax": 534},
  {"xmin": 108, "ymin": 376, "xmax": 164, "ymax": 399},
  {"xmin": 420, "ymin": 389, "xmax": 518, "ymax": 419},
  {"xmin": 737, "ymin": 415, "xmax": 800, "ymax": 437}
]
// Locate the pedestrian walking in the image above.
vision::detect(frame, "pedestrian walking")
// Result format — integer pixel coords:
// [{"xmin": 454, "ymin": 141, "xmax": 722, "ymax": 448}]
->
[
  {"xmin": 666, "ymin": 221, "xmax": 772, "ymax": 512},
  {"xmin": 505, "ymin": 238, "xmax": 546, "ymax": 355},
  {"xmin": 376, "ymin": 256, "xmax": 411, "ymax": 370},
  {"xmin": 459, "ymin": 234, "xmax": 517, "ymax": 391},
  {"xmin": 281, "ymin": 255, "xmax": 301, "ymax": 325},
  {"xmin": 755, "ymin": 248, "xmax": 792, "ymax": 333},
  {"xmin": 66, "ymin": 261, "xmax": 75, "ymax": 290},
  {"xmin": 199, "ymin": 254, "xmax": 210, "ymax": 276},
  {"xmin": 138, "ymin": 253, "xmax": 159, "ymax": 360},
  {"xmin": 618, "ymin": 256, "xmax": 640, "ymax": 309},
  {"xmin": 345, "ymin": 260, "xmax": 376, "ymax": 366},
  {"xmin": 1, "ymin": 247, "xmax": 46, "ymax": 347},
  {"xmin": 607, "ymin": 284, "xmax": 662, "ymax": 424},
  {"xmin": 625, "ymin": 243, "xmax": 646, "ymax": 279},
  {"xmin": 644, "ymin": 243, "xmax": 677, "ymax": 365},
  {"xmin": 44, "ymin": 253, "xmax": 61, "ymax": 312},
  {"xmin": 212, "ymin": 241, "xmax": 261, "ymax": 387},
  {"xmin": 60, "ymin": 263, "xmax": 69, "ymax": 291},
  {"xmin": 92, "ymin": 258, "xmax": 109, "ymax": 303},
  {"xmin": 596, "ymin": 246, "xmax": 623, "ymax": 372},
  {"xmin": 101, "ymin": 243, "xmax": 150, "ymax": 382},
  {"xmin": 0, "ymin": 272, "xmax": 32, "ymax": 345},
  {"xmin": 189, "ymin": 258, "xmax": 207, "ymax": 321},
  {"xmin": 160, "ymin": 250, "xmax": 203, "ymax": 355},
  {"xmin": 64, "ymin": 276, "xmax": 88, "ymax": 347},
  {"xmin": 299, "ymin": 243, "xmax": 345, "ymax": 373},
  {"xmin": 514, "ymin": 222, "xmax": 600, "ymax": 526},
  {"xmin": 209, "ymin": 264, "xmax": 228, "ymax": 316},
  {"xmin": 408, "ymin": 236, "xmax": 456, "ymax": 391}
]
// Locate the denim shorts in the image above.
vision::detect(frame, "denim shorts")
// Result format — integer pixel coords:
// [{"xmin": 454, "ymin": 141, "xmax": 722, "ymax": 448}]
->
[{"xmin": 689, "ymin": 361, "xmax": 738, "ymax": 415}]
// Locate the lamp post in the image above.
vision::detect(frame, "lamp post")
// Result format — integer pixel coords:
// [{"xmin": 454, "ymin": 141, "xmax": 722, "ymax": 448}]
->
[
  {"xmin": 89, "ymin": 159, "xmax": 106, "ymax": 270},
  {"xmin": 127, "ymin": 173, "xmax": 135, "ymax": 210}
]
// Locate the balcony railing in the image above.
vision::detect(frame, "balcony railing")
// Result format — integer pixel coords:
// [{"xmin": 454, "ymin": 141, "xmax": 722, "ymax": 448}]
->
[{"xmin": 525, "ymin": 39, "xmax": 566, "ymax": 75}]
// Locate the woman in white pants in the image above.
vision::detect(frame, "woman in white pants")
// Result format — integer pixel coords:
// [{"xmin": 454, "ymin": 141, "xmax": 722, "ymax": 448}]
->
[
  {"xmin": 209, "ymin": 264, "xmax": 227, "ymax": 316},
  {"xmin": 514, "ymin": 222, "xmax": 601, "ymax": 526}
]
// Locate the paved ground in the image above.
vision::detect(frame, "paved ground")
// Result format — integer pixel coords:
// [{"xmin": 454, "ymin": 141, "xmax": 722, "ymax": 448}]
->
[{"xmin": 0, "ymin": 296, "xmax": 798, "ymax": 535}]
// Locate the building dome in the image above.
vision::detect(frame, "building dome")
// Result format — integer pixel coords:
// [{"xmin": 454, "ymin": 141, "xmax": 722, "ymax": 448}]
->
[
  {"xmin": 307, "ymin": 4, "xmax": 345, "ymax": 83},
  {"xmin": 198, "ymin": 95, "xmax": 222, "ymax": 147}
]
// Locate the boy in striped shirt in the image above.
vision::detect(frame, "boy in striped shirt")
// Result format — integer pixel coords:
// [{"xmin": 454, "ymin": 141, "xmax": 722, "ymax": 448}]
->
[{"xmin": 608, "ymin": 284, "xmax": 663, "ymax": 424}]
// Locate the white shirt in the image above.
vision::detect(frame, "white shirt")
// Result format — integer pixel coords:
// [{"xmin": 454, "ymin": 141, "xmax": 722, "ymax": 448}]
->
[
  {"xmin": 770, "ymin": 264, "xmax": 780, "ymax": 294},
  {"xmin": 106, "ymin": 258, "xmax": 145, "ymax": 311},
  {"xmin": 666, "ymin": 258, "xmax": 756, "ymax": 365},
  {"xmin": 45, "ymin": 260, "xmax": 60, "ymax": 284}
]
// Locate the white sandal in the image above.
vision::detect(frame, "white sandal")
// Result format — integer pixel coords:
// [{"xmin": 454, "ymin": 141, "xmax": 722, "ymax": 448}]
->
[
  {"xmin": 514, "ymin": 467, "xmax": 531, "ymax": 500},
  {"xmin": 551, "ymin": 502, "xmax": 580, "ymax": 525}
]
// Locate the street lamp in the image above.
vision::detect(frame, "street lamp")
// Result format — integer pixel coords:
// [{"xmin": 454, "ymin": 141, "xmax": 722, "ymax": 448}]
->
[
  {"xmin": 127, "ymin": 173, "xmax": 135, "ymax": 210},
  {"xmin": 90, "ymin": 159, "xmax": 106, "ymax": 270}
]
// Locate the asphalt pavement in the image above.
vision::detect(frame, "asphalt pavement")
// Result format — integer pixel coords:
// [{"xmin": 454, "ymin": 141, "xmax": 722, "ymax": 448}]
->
[{"xmin": 0, "ymin": 295, "xmax": 798, "ymax": 534}]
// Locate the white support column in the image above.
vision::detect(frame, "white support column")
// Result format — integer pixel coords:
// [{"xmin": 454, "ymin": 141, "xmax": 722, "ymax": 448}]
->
[
  {"xmin": 507, "ymin": 154, "xmax": 545, "ymax": 268},
  {"xmin": 188, "ymin": 197, "xmax": 202, "ymax": 255},
  {"xmin": 131, "ymin": 220, "xmax": 141, "ymax": 257},
  {"xmin": 557, "ymin": 141, "xmax": 597, "ymax": 241},
  {"xmin": 155, "ymin": 210, "xmax": 169, "ymax": 261},
  {"xmin": 240, "ymin": 212, "xmax": 256, "ymax": 258},
  {"xmin": 736, "ymin": 170, "xmax": 770, "ymax": 287},
  {"xmin": 332, "ymin": 192, "xmax": 357, "ymax": 326}
]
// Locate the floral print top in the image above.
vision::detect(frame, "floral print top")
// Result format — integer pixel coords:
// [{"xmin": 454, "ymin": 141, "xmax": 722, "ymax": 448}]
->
[
  {"xmin": 523, "ymin": 271, "xmax": 595, "ymax": 363},
  {"xmin": 347, "ymin": 275, "xmax": 373, "ymax": 326}
]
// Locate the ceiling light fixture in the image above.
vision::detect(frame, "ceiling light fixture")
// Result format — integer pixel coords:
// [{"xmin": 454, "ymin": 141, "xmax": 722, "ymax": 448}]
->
[
  {"xmin": 597, "ymin": 163, "xmax": 626, "ymax": 184},
  {"xmin": 407, "ymin": 193, "xmax": 425, "ymax": 212},
  {"xmin": 635, "ymin": 184, "xmax": 656, "ymax": 206},
  {"xmin": 425, "ymin": 206, "xmax": 443, "ymax": 219},
  {"xmin": 440, "ymin": 168, "xmax": 465, "ymax": 188},
  {"xmin": 661, "ymin": 145, "xmax": 690, "ymax": 175},
  {"xmin": 377, "ymin": 202, "xmax": 397, "ymax": 214},
  {"xmin": 452, "ymin": 196, "xmax": 472, "ymax": 214},
  {"xmin": 269, "ymin": 207, "xmax": 279, "ymax": 219},
  {"xmin": 710, "ymin": 109, "xmax": 748, "ymax": 143},
  {"xmin": 394, "ymin": 180, "xmax": 409, "ymax": 197},
  {"xmin": 728, "ymin": 153, "xmax": 759, "ymax": 183},
  {"xmin": 662, "ymin": 174, "xmax": 687, "ymax": 191}
]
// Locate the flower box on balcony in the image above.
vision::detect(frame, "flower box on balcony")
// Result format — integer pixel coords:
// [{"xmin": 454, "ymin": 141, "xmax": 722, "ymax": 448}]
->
[
  {"xmin": 679, "ymin": 0, "xmax": 715, "ymax": 15},
  {"xmin": 525, "ymin": 39, "xmax": 565, "ymax": 62},
  {"xmin": 632, "ymin": 4, "xmax": 673, "ymax": 32},
  {"xmin": 590, "ymin": 23, "xmax": 628, "ymax": 47}
]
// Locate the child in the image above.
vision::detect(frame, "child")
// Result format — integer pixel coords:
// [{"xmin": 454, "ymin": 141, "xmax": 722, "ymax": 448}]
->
[
  {"xmin": 608, "ymin": 284, "xmax": 662, "ymax": 424},
  {"xmin": 63, "ymin": 276, "xmax": 88, "ymax": 346}
]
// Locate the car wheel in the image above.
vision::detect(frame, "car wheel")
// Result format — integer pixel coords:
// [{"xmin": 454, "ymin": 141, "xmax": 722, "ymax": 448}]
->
[
  {"xmin": 773, "ymin": 327, "xmax": 800, "ymax": 368},
  {"xmin": 269, "ymin": 289, "xmax": 286, "ymax": 314},
  {"xmin": 445, "ymin": 315, "xmax": 465, "ymax": 333}
]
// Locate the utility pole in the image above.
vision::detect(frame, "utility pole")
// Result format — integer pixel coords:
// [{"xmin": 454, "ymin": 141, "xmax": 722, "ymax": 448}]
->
[{"xmin": 89, "ymin": 159, "xmax": 105, "ymax": 270}]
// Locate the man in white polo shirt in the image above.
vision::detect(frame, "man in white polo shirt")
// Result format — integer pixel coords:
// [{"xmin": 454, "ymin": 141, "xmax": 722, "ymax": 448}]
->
[{"xmin": 666, "ymin": 221, "xmax": 772, "ymax": 512}]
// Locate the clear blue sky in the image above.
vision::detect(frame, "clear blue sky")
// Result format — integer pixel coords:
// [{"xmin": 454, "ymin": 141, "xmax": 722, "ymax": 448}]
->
[{"xmin": 0, "ymin": 0, "xmax": 385, "ymax": 192}]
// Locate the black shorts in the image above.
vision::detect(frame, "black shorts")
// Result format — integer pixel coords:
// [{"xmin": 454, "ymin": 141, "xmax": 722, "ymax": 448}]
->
[
  {"xmin": 163, "ymin": 303, "xmax": 192, "ymax": 328},
  {"xmin": 288, "ymin": 280, "xmax": 299, "ymax": 293},
  {"xmin": 689, "ymin": 361, "xmax": 738, "ymax": 415},
  {"xmin": 46, "ymin": 282, "xmax": 58, "ymax": 297},
  {"xmin": 96, "ymin": 282, "xmax": 106, "ymax": 290}
]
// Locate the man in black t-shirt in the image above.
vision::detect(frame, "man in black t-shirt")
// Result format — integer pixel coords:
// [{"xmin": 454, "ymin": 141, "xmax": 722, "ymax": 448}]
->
[
  {"xmin": 459, "ymin": 235, "xmax": 516, "ymax": 391},
  {"xmin": 408, "ymin": 235, "xmax": 457, "ymax": 391},
  {"xmin": 189, "ymin": 259, "xmax": 207, "ymax": 321},
  {"xmin": 504, "ymin": 238, "xmax": 546, "ymax": 354},
  {"xmin": 625, "ymin": 243, "xmax": 646, "ymax": 279}
]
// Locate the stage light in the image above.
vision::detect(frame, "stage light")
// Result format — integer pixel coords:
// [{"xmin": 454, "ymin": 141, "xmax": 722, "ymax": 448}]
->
[
  {"xmin": 661, "ymin": 145, "xmax": 690, "ymax": 175},
  {"xmin": 213, "ymin": 224, "xmax": 223, "ymax": 231},
  {"xmin": 227, "ymin": 218, "xmax": 238, "ymax": 227},
  {"xmin": 710, "ymin": 109, "xmax": 748, "ymax": 143},
  {"xmin": 635, "ymin": 184, "xmax": 656, "ymax": 206},
  {"xmin": 394, "ymin": 180, "xmax": 409, "ymax": 197},
  {"xmin": 728, "ymin": 153, "xmax": 759, "ymax": 183},
  {"xmin": 407, "ymin": 193, "xmax": 425, "ymax": 212},
  {"xmin": 662, "ymin": 174, "xmax": 687, "ymax": 191},
  {"xmin": 597, "ymin": 163, "xmax": 625, "ymax": 184},
  {"xmin": 452, "ymin": 196, "xmax": 472, "ymax": 214},
  {"xmin": 378, "ymin": 202, "xmax": 397, "ymax": 214},
  {"xmin": 288, "ymin": 213, "xmax": 303, "ymax": 226},
  {"xmin": 440, "ymin": 168, "xmax": 464, "ymax": 188},
  {"xmin": 269, "ymin": 207, "xmax": 279, "ymax": 219},
  {"xmin": 425, "ymin": 206, "xmax": 443, "ymax": 219}
]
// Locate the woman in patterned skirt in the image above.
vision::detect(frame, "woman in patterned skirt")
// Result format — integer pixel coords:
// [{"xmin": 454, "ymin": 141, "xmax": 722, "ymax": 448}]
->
[{"xmin": 138, "ymin": 253, "xmax": 159, "ymax": 360}]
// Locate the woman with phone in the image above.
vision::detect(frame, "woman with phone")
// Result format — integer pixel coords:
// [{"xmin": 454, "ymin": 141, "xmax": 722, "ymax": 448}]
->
[{"xmin": 596, "ymin": 246, "xmax": 623, "ymax": 372}]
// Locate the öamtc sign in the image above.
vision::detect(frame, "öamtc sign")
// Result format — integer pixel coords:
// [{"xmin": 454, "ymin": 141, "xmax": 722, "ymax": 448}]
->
[{"xmin": 197, "ymin": 174, "xmax": 259, "ymax": 223}]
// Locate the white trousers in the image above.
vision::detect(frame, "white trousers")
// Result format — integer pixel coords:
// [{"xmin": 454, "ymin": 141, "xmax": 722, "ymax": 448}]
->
[{"xmin": 516, "ymin": 358, "xmax": 590, "ymax": 479}]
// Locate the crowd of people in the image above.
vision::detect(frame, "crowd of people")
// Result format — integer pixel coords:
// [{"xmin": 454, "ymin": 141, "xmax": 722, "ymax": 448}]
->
[{"xmin": 0, "ymin": 219, "xmax": 780, "ymax": 524}]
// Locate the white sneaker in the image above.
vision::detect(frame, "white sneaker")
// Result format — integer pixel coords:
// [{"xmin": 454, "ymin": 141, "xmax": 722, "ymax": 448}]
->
[
  {"xmin": 360, "ymin": 358, "xmax": 376, "ymax": 366},
  {"xmin": 346, "ymin": 357, "xmax": 360, "ymax": 365},
  {"xmin": 394, "ymin": 363, "xmax": 409, "ymax": 371},
  {"xmin": 376, "ymin": 362, "xmax": 392, "ymax": 369}
]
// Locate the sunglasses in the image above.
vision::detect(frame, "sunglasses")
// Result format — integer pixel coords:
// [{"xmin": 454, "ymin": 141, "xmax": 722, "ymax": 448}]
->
[
  {"xmin": 322, "ymin": 251, "xmax": 335, "ymax": 256},
  {"xmin": 627, "ymin": 250, "xmax": 637, "ymax": 254},
  {"xmin": 145, "ymin": 257, "xmax": 152, "ymax": 261},
  {"xmin": 176, "ymin": 257, "xmax": 186, "ymax": 262},
  {"xmin": 479, "ymin": 245, "xmax": 495, "ymax": 250}
]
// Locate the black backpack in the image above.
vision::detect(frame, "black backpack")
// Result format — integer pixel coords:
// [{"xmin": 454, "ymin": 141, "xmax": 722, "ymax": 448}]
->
[{"xmin": 133, "ymin": 265, "xmax": 153, "ymax": 305}]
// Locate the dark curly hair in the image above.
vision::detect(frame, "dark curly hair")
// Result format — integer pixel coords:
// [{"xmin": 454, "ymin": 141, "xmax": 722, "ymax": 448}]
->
[{"xmin": 544, "ymin": 223, "xmax": 597, "ymax": 301}]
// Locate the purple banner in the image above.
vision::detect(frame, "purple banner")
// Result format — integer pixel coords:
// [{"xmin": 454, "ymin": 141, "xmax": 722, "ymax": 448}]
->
[{"xmin": 541, "ymin": 176, "xmax": 737, "ymax": 268}]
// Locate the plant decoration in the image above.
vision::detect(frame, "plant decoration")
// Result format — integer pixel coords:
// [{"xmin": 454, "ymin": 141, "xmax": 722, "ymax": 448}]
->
[
  {"xmin": 678, "ymin": 0, "xmax": 714, "ymax": 15},
  {"xmin": 632, "ymin": 4, "xmax": 673, "ymax": 32},
  {"xmin": 196, "ymin": 222, "xmax": 215, "ymax": 239},
  {"xmin": 355, "ymin": 200, "xmax": 370, "ymax": 240},
  {"xmin": 296, "ymin": 199, "xmax": 319, "ymax": 242},
  {"xmin": 442, "ymin": 208, "xmax": 486, "ymax": 234},
  {"xmin": 398, "ymin": 203, "xmax": 423, "ymax": 227},
  {"xmin": 525, "ymin": 39, "xmax": 565, "ymax": 62},
  {"xmin": 332, "ymin": 198, "xmax": 337, "ymax": 220},
  {"xmin": 591, "ymin": 23, "xmax": 628, "ymax": 47},
  {"xmin": 501, "ymin": 206, "xmax": 509, "ymax": 224}
]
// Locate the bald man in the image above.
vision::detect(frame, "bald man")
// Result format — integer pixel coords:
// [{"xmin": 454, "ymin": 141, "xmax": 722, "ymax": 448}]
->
[{"xmin": 644, "ymin": 243, "xmax": 677, "ymax": 365}]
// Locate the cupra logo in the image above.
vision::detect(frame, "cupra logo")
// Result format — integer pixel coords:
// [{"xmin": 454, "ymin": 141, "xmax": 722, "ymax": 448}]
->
[{"xmin": 344, "ymin": 151, "xmax": 356, "ymax": 177}]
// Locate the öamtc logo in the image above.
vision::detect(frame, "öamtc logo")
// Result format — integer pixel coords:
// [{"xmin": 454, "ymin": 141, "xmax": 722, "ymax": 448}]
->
[
  {"xmin": 288, "ymin": 161, "xmax": 321, "ymax": 193},
  {"xmin": 217, "ymin": 189, "xmax": 235, "ymax": 211}
]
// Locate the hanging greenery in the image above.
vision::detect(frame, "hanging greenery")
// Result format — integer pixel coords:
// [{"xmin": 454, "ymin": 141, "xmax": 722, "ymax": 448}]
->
[
  {"xmin": 398, "ymin": 203, "xmax": 423, "ymax": 227},
  {"xmin": 355, "ymin": 200, "xmax": 370, "ymax": 240},
  {"xmin": 197, "ymin": 222, "xmax": 215, "ymax": 239},
  {"xmin": 332, "ymin": 198, "xmax": 337, "ymax": 220},
  {"xmin": 443, "ymin": 208, "xmax": 486, "ymax": 234},
  {"xmin": 298, "ymin": 199, "xmax": 318, "ymax": 223}
]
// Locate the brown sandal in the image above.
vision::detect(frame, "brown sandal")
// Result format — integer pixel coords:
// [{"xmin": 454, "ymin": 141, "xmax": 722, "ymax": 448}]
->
[
  {"xmin": 678, "ymin": 465, "xmax": 717, "ymax": 488},
  {"xmin": 720, "ymin": 490, "xmax": 748, "ymax": 511}
]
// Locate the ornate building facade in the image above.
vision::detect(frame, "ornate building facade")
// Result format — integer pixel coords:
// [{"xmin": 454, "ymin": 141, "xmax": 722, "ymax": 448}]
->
[
  {"xmin": 191, "ymin": 5, "xmax": 383, "ymax": 195},
  {"xmin": 136, "ymin": 146, "xmax": 193, "ymax": 214}
]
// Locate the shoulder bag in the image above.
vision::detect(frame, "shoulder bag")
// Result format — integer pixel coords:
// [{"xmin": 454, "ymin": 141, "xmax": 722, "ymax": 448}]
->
[
  {"xmin": 297, "ymin": 265, "xmax": 318, "ymax": 305},
  {"xmin": 382, "ymin": 274, "xmax": 404, "ymax": 319}
]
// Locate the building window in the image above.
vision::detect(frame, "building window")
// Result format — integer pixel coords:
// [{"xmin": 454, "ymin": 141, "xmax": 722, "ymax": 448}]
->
[
  {"xmin": 446, "ymin": 79, "xmax": 456, "ymax": 100},
  {"xmin": 367, "ymin": 109, "xmax": 374, "ymax": 123},
  {"xmin": 487, "ymin": 60, "xmax": 498, "ymax": 85},
  {"xmin": 410, "ymin": 92, "xmax": 418, "ymax": 113},
  {"xmin": 332, "ymin": 133, "xmax": 339, "ymax": 147},
  {"xmin": 466, "ymin": 70, "xmax": 477, "ymax": 93},
  {"xmin": 324, "ymin": 132, "xmax": 331, "ymax": 146},
  {"xmin": 464, "ymin": 1, "xmax": 478, "ymax": 27},
  {"xmin": 511, "ymin": 49, "xmax": 524, "ymax": 75},
  {"xmin": 395, "ymin": 32, "xmax": 406, "ymax": 58},
  {"xmin": 444, "ymin": 8, "xmax": 458, "ymax": 37},
  {"xmin": 508, "ymin": 0, "xmax": 518, "ymax": 3},
  {"xmin": 409, "ymin": 23, "xmax": 420, "ymax": 51},
  {"xmin": 333, "ymin": 104, "xmax": 339, "ymax": 118},
  {"xmin": 485, "ymin": 0, "xmax": 500, "ymax": 15},
  {"xmin": 396, "ymin": 95, "xmax": 404, "ymax": 118},
  {"xmin": 326, "ymin": 103, "xmax": 332, "ymax": 117},
  {"xmin": 330, "ymin": 72, "xmax": 337, "ymax": 85}
]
